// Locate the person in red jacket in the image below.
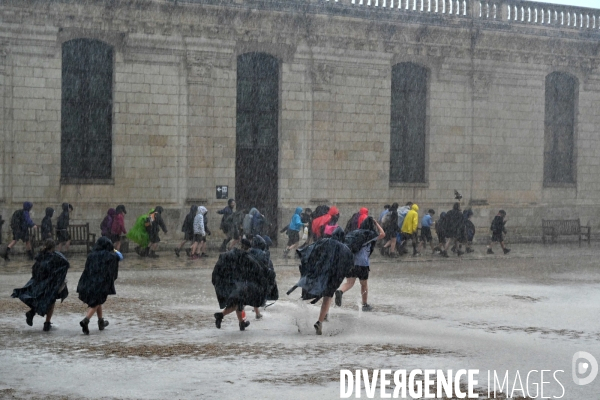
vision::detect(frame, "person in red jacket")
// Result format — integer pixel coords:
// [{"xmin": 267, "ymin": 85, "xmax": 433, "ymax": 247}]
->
[
  {"xmin": 311, "ymin": 206, "xmax": 340, "ymax": 239},
  {"xmin": 110, "ymin": 205, "xmax": 127, "ymax": 251}
]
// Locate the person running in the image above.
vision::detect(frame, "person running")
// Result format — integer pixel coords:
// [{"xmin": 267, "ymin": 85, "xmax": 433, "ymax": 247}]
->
[
  {"xmin": 127, "ymin": 209, "xmax": 152, "ymax": 257},
  {"xmin": 400, "ymin": 203, "xmax": 420, "ymax": 257},
  {"xmin": 100, "ymin": 208, "xmax": 116, "ymax": 238},
  {"xmin": 463, "ymin": 209, "xmax": 475, "ymax": 253},
  {"xmin": 442, "ymin": 203, "xmax": 466, "ymax": 258},
  {"xmin": 380, "ymin": 203, "xmax": 399, "ymax": 257},
  {"xmin": 56, "ymin": 203, "xmax": 73, "ymax": 253},
  {"xmin": 212, "ymin": 239, "xmax": 270, "ymax": 331},
  {"xmin": 191, "ymin": 206, "xmax": 209, "ymax": 259},
  {"xmin": 77, "ymin": 236, "xmax": 122, "ymax": 335},
  {"xmin": 41, "ymin": 207, "xmax": 55, "ymax": 241},
  {"xmin": 283, "ymin": 207, "xmax": 305, "ymax": 258},
  {"xmin": 335, "ymin": 216, "xmax": 385, "ymax": 312},
  {"xmin": 418, "ymin": 209, "xmax": 436, "ymax": 254},
  {"xmin": 217, "ymin": 199, "xmax": 236, "ymax": 252},
  {"xmin": 249, "ymin": 235, "xmax": 279, "ymax": 319},
  {"xmin": 111, "ymin": 205, "xmax": 127, "ymax": 252},
  {"xmin": 175, "ymin": 205, "xmax": 197, "ymax": 257},
  {"xmin": 433, "ymin": 212, "xmax": 447, "ymax": 253},
  {"xmin": 487, "ymin": 210, "xmax": 510, "ymax": 255},
  {"xmin": 147, "ymin": 206, "xmax": 168, "ymax": 258},
  {"xmin": 11, "ymin": 239, "xmax": 69, "ymax": 332},
  {"xmin": 3, "ymin": 202, "xmax": 37, "ymax": 261}
]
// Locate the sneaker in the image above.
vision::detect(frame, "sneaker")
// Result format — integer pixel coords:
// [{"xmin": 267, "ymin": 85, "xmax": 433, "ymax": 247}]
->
[
  {"xmin": 191, "ymin": 254, "xmax": 199, "ymax": 260},
  {"xmin": 334, "ymin": 290, "xmax": 343, "ymax": 307},
  {"xmin": 451, "ymin": 246, "xmax": 457, "ymax": 253},
  {"xmin": 80, "ymin": 317, "xmax": 90, "ymax": 335},
  {"xmin": 457, "ymin": 250, "xmax": 464, "ymax": 257},
  {"xmin": 362, "ymin": 304, "xmax": 373, "ymax": 312},
  {"xmin": 185, "ymin": 248, "xmax": 191, "ymax": 257},
  {"xmin": 98, "ymin": 318, "xmax": 109, "ymax": 331},
  {"xmin": 487, "ymin": 248, "xmax": 494, "ymax": 255},
  {"xmin": 25, "ymin": 310, "xmax": 34, "ymax": 326},
  {"xmin": 314, "ymin": 321, "xmax": 322, "ymax": 335},
  {"xmin": 174, "ymin": 248, "xmax": 180, "ymax": 258},
  {"xmin": 239, "ymin": 320, "xmax": 250, "ymax": 331},
  {"xmin": 43, "ymin": 322, "xmax": 51, "ymax": 332},
  {"xmin": 255, "ymin": 313, "xmax": 263, "ymax": 320},
  {"xmin": 148, "ymin": 251, "xmax": 159, "ymax": 258},
  {"xmin": 413, "ymin": 252, "xmax": 421, "ymax": 257},
  {"xmin": 283, "ymin": 248, "xmax": 290, "ymax": 258},
  {"xmin": 441, "ymin": 250, "xmax": 449, "ymax": 258},
  {"xmin": 2, "ymin": 247, "xmax": 10, "ymax": 261},
  {"xmin": 214, "ymin": 312, "xmax": 224, "ymax": 329},
  {"xmin": 201, "ymin": 253, "xmax": 209, "ymax": 258},
  {"xmin": 380, "ymin": 247, "xmax": 388, "ymax": 256},
  {"xmin": 503, "ymin": 248, "xmax": 511, "ymax": 255}
]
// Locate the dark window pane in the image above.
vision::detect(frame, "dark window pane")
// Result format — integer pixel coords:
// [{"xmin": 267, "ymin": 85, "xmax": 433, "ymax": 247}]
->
[
  {"xmin": 61, "ymin": 39, "xmax": 113, "ymax": 180},
  {"xmin": 544, "ymin": 72, "xmax": 577, "ymax": 184},
  {"xmin": 390, "ymin": 63, "xmax": 427, "ymax": 183}
]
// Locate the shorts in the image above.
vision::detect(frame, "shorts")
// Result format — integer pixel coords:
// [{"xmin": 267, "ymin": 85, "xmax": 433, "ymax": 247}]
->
[
  {"xmin": 12, "ymin": 229, "xmax": 29, "ymax": 242},
  {"xmin": 491, "ymin": 232, "xmax": 504, "ymax": 242},
  {"xmin": 287, "ymin": 230, "xmax": 300, "ymax": 246},
  {"xmin": 193, "ymin": 234, "xmax": 206, "ymax": 243},
  {"xmin": 109, "ymin": 234, "xmax": 121, "ymax": 243},
  {"xmin": 149, "ymin": 232, "xmax": 160, "ymax": 244},
  {"xmin": 56, "ymin": 230, "xmax": 70, "ymax": 243},
  {"xmin": 420, "ymin": 227, "xmax": 433, "ymax": 243},
  {"xmin": 184, "ymin": 232, "xmax": 194, "ymax": 241},
  {"xmin": 346, "ymin": 266, "xmax": 370, "ymax": 281},
  {"xmin": 384, "ymin": 228, "xmax": 397, "ymax": 241}
]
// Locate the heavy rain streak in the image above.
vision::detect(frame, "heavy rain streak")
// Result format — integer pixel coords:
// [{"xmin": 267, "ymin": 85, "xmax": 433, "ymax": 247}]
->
[{"xmin": 1, "ymin": 0, "xmax": 600, "ymax": 399}]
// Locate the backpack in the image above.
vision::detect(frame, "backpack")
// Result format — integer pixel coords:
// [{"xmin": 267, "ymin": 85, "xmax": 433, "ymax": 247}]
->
[
  {"xmin": 344, "ymin": 212, "xmax": 360, "ymax": 233},
  {"xmin": 10, "ymin": 210, "xmax": 24, "ymax": 232},
  {"xmin": 100, "ymin": 214, "xmax": 113, "ymax": 236}
]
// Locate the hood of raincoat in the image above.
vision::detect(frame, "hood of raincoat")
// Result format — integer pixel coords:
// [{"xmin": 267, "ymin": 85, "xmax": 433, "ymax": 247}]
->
[
  {"xmin": 358, "ymin": 207, "xmax": 369, "ymax": 228},
  {"xmin": 252, "ymin": 235, "xmax": 267, "ymax": 251},
  {"xmin": 328, "ymin": 206, "xmax": 339, "ymax": 216},
  {"xmin": 189, "ymin": 205, "xmax": 198, "ymax": 214},
  {"xmin": 45, "ymin": 207, "xmax": 54, "ymax": 218},
  {"xmin": 108, "ymin": 208, "xmax": 117, "ymax": 217},
  {"xmin": 198, "ymin": 206, "xmax": 208, "ymax": 215},
  {"xmin": 94, "ymin": 236, "xmax": 114, "ymax": 252},
  {"xmin": 411, "ymin": 204, "xmax": 419, "ymax": 212},
  {"xmin": 116, "ymin": 204, "xmax": 127, "ymax": 214},
  {"xmin": 62, "ymin": 203, "xmax": 70, "ymax": 212},
  {"xmin": 154, "ymin": 206, "xmax": 164, "ymax": 214},
  {"xmin": 295, "ymin": 207, "xmax": 303, "ymax": 215},
  {"xmin": 331, "ymin": 226, "xmax": 345, "ymax": 242},
  {"xmin": 23, "ymin": 201, "xmax": 33, "ymax": 211},
  {"xmin": 249, "ymin": 208, "xmax": 259, "ymax": 216}
]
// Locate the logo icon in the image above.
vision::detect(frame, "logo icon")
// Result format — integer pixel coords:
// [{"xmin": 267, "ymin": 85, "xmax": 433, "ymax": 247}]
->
[{"xmin": 572, "ymin": 351, "xmax": 598, "ymax": 385}]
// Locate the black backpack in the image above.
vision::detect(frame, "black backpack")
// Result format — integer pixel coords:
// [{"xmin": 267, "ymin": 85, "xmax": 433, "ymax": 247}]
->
[
  {"xmin": 10, "ymin": 209, "xmax": 24, "ymax": 232},
  {"xmin": 344, "ymin": 212, "xmax": 360, "ymax": 233}
]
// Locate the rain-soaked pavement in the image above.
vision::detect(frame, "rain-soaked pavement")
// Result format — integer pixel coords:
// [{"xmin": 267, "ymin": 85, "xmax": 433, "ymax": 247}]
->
[{"xmin": 1, "ymin": 243, "xmax": 599, "ymax": 399}]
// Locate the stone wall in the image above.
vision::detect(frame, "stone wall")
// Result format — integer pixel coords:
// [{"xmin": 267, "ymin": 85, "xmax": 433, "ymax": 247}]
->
[{"xmin": 1, "ymin": 0, "xmax": 599, "ymax": 248}]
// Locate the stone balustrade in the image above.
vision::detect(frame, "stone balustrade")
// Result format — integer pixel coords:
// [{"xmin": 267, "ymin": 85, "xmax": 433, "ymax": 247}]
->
[{"xmin": 322, "ymin": 0, "xmax": 600, "ymax": 30}]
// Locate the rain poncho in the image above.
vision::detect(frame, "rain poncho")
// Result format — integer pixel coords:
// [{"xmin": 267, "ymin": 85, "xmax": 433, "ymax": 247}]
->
[
  {"xmin": 289, "ymin": 227, "xmax": 353, "ymax": 303},
  {"xmin": 12, "ymin": 251, "xmax": 70, "ymax": 316},
  {"xmin": 211, "ymin": 248, "xmax": 270, "ymax": 309},
  {"xmin": 41, "ymin": 207, "xmax": 54, "ymax": 240},
  {"xmin": 126, "ymin": 209, "xmax": 153, "ymax": 248},
  {"xmin": 249, "ymin": 236, "xmax": 278, "ymax": 301},
  {"xmin": 401, "ymin": 204, "xmax": 419, "ymax": 234},
  {"xmin": 77, "ymin": 237, "xmax": 120, "ymax": 308}
]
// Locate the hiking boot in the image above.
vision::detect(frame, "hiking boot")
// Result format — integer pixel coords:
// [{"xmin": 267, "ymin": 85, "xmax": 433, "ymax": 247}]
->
[
  {"xmin": 43, "ymin": 322, "xmax": 51, "ymax": 332},
  {"xmin": 214, "ymin": 312, "xmax": 224, "ymax": 329},
  {"xmin": 380, "ymin": 247, "xmax": 388, "ymax": 256},
  {"xmin": 148, "ymin": 251, "xmax": 159, "ymax": 258},
  {"xmin": 457, "ymin": 250, "xmax": 464, "ymax": 257},
  {"xmin": 239, "ymin": 320, "xmax": 250, "ymax": 331},
  {"xmin": 200, "ymin": 253, "xmax": 209, "ymax": 258},
  {"xmin": 441, "ymin": 250, "xmax": 449, "ymax": 258},
  {"xmin": 98, "ymin": 318, "xmax": 109, "ymax": 331},
  {"xmin": 503, "ymin": 248, "xmax": 511, "ymax": 255},
  {"xmin": 174, "ymin": 248, "xmax": 181, "ymax": 257},
  {"xmin": 314, "ymin": 321, "xmax": 322, "ymax": 335},
  {"xmin": 334, "ymin": 290, "xmax": 343, "ymax": 307},
  {"xmin": 185, "ymin": 248, "xmax": 191, "ymax": 257},
  {"xmin": 80, "ymin": 317, "xmax": 90, "ymax": 335},
  {"xmin": 362, "ymin": 304, "xmax": 373, "ymax": 312},
  {"xmin": 25, "ymin": 310, "xmax": 34, "ymax": 326},
  {"xmin": 487, "ymin": 248, "xmax": 494, "ymax": 255}
]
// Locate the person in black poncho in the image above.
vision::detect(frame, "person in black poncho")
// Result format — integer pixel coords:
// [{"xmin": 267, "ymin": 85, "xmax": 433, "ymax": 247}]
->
[
  {"xmin": 77, "ymin": 236, "xmax": 122, "ymax": 335},
  {"xmin": 12, "ymin": 239, "xmax": 69, "ymax": 332},
  {"xmin": 288, "ymin": 227, "xmax": 354, "ymax": 335},
  {"xmin": 175, "ymin": 205, "xmax": 197, "ymax": 258},
  {"xmin": 248, "ymin": 235, "xmax": 279, "ymax": 319},
  {"xmin": 212, "ymin": 239, "xmax": 270, "ymax": 331}
]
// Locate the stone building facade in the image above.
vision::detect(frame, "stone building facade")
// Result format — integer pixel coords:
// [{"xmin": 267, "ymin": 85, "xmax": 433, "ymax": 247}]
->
[{"xmin": 1, "ymin": 0, "xmax": 600, "ymax": 245}]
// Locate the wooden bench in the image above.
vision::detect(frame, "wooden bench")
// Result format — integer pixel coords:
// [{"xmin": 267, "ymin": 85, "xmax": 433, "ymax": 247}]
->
[
  {"xmin": 29, "ymin": 223, "xmax": 96, "ymax": 253},
  {"xmin": 542, "ymin": 219, "xmax": 590, "ymax": 246}
]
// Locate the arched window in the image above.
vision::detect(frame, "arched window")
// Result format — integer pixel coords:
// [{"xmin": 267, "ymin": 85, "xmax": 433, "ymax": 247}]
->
[
  {"xmin": 544, "ymin": 72, "xmax": 577, "ymax": 185},
  {"xmin": 390, "ymin": 63, "xmax": 428, "ymax": 183},
  {"xmin": 61, "ymin": 39, "xmax": 113, "ymax": 181}
]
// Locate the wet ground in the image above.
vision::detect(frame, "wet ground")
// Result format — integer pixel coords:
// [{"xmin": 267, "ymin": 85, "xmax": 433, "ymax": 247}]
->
[{"xmin": 1, "ymin": 243, "xmax": 599, "ymax": 399}]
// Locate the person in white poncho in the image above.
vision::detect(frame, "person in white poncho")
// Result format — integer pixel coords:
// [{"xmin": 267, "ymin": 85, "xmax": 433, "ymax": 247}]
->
[{"xmin": 191, "ymin": 206, "xmax": 209, "ymax": 259}]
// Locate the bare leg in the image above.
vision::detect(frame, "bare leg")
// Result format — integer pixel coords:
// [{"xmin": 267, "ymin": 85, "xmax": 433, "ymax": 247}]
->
[
  {"xmin": 253, "ymin": 307, "xmax": 262, "ymax": 318},
  {"xmin": 65, "ymin": 240, "xmax": 71, "ymax": 252},
  {"xmin": 96, "ymin": 305, "xmax": 103, "ymax": 319},
  {"xmin": 359, "ymin": 280, "xmax": 368, "ymax": 305},
  {"xmin": 318, "ymin": 297, "xmax": 333, "ymax": 323},
  {"xmin": 339, "ymin": 277, "xmax": 356, "ymax": 294},
  {"xmin": 86, "ymin": 305, "xmax": 99, "ymax": 319},
  {"xmin": 45, "ymin": 303, "xmax": 55, "ymax": 323},
  {"xmin": 114, "ymin": 241, "xmax": 121, "ymax": 251},
  {"xmin": 7, "ymin": 239, "xmax": 17, "ymax": 250},
  {"xmin": 222, "ymin": 305, "xmax": 237, "ymax": 316}
]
